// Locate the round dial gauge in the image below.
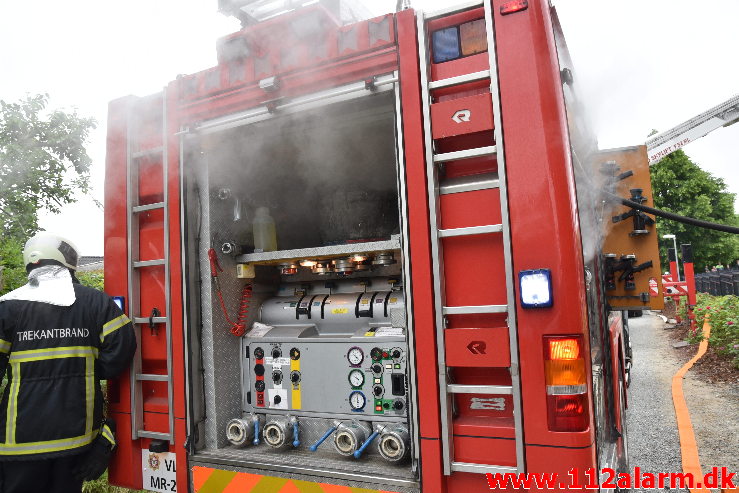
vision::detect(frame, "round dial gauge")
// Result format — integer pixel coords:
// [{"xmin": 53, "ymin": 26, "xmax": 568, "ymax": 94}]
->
[
  {"xmin": 348, "ymin": 369, "xmax": 365, "ymax": 388},
  {"xmin": 347, "ymin": 347, "xmax": 364, "ymax": 366},
  {"xmin": 349, "ymin": 391, "xmax": 366, "ymax": 410}
]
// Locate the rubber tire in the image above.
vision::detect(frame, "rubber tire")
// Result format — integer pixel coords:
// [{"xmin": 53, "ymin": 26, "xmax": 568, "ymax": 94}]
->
[
  {"xmin": 623, "ymin": 327, "xmax": 633, "ymax": 387},
  {"xmin": 616, "ymin": 371, "xmax": 630, "ymax": 492}
]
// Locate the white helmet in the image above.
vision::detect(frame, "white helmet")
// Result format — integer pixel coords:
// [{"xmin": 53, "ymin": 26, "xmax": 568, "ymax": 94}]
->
[{"xmin": 23, "ymin": 232, "xmax": 80, "ymax": 271}]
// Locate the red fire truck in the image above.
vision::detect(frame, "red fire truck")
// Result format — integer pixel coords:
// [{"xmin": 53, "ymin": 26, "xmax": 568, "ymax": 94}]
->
[{"xmin": 104, "ymin": 1, "xmax": 651, "ymax": 491}]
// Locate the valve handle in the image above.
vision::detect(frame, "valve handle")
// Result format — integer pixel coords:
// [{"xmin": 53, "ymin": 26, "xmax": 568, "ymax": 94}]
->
[
  {"xmin": 253, "ymin": 418, "xmax": 260, "ymax": 446},
  {"xmin": 292, "ymin": 421, "xmax": 300, "ymax": 448},
  {"xmin": 309, "ymin": 425, "xmax": 337, "ymax": 452},
  {"xmin": 353, "ymin": 431, "xmax": 379, "ymax": 459}
]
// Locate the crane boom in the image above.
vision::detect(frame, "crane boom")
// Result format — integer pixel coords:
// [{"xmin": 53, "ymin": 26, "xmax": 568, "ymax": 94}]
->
[{"xmin": 645, "ymin": 94, "xmax": 739, "ymax": 165}]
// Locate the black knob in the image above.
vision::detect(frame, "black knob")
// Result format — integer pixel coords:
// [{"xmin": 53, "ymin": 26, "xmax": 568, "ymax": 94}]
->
[
  {"xmin": 255, "ymin": 380, "xmax": 265, "ymax": 392},
  {"xmin": 254, "ymin": 347, "xmax": 264, "ymax": 359},
  {"xmin": 272, "ymin": 371, "xmax": 282, "ymax": 384},
  {"xmin": 392, "ymin": 349, "xmax": 401, "ymax": 359},
  {"xmin": 372, "ymin": 364, "xmax": 383, "ymax": 374},
  {"xmin": 272, "ymin": 347, "xmax": 282, "ymax": 359},
  {"xmin": 373, "ymin": 385, "xmax": 384, "ymax": 397},
  {"xmin": 290, "ymin": 371, "xmax": 301, "ymax": 383},
  {"xmin": 370, "ymin": 347, "xmax": 383, "ymax": 361},
  {"xmin": 290, "ymin": 348, "xmax": 301, "ymax": 360},
  {"xmin": 254, "ymin": 364, "xmax": 265, "ymax": 376},
  {"xmin": 393, "ymin": 400, "xmax": 404, "ymax": 411},
  {"xmin": 274, "ymin": 395, "xmax": 282, "ymax": 405}
]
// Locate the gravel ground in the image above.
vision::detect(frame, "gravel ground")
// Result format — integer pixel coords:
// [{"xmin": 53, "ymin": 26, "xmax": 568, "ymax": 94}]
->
[
  {"xmin": 683, "ymin": 359, "xmax": 739, "ymax": 480},
  {"xmin": 626, "ymin": 311, "xmax": 739, "ymax": 492},
  {"xmin": 626, "ymin": 311, "xmax": 687, "ymax": 491}
]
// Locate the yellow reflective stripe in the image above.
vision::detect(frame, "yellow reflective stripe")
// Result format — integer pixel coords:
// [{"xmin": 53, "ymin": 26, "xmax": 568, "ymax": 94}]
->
[
  {"xmin": 199, "ymin": 470, "xmax": 239, "ymax": 493},
  {"xmin": 0, "ymin": 429, "xmax": 99, "ymax": 455},
  {"xmin": 101, "ymin": 425, "xmax": 115, "ymax": 447},
  {"xmin": 6, "ymin": 363, "xmax": 20, "ymax": 444},
  {"xmin": 0, "ymin": 339, "xmax": 11, "ymax": 354},
  {"xmin": 5, "ymin": 347, "xmax": 98, "ymax": 448},
  {"xmin": 290, "ymin": 479, "xmax": 327, "ymax": 493},
  {"xmin": 250, "ymin": 476, "xmax": 290, "ymax": 493},
  {"xmin": 101, "ymin": 314, "xmax": 130, "ymax": 341},
  {"xmin": 85, "ymin": 356, "xmax": 94, "ymax": 435},
  {"xmin": 191, "ymin": 468, "xmax": 399, "ymax": 493},
  {"xmin": 9, "ymin": 346, "xmax": 98, "ymax": 363},
  {"xmin": 10, "ymin": 346, "xmax": 99, "ymax": 357}
]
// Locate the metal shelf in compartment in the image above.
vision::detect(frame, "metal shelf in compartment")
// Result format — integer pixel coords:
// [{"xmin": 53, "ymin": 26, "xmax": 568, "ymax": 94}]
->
[{"xmin": 235, "ymin": 235, "xmax": 402, "ymax": 265}]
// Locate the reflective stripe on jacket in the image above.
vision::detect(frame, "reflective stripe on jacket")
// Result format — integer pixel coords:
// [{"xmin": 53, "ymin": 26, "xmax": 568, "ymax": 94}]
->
[{"xmin": 0, "ymin": 284, "xmax": 136, "ymax": 459}]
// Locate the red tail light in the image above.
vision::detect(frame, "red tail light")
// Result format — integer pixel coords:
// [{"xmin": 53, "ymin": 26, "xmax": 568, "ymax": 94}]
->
[{"xmin": 544, "ymin": 336, "xmax": 589, "ymax": 432}]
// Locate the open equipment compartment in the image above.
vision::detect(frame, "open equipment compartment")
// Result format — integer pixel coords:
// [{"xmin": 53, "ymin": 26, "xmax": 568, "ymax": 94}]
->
[{"xmin": 181, "ymin": 86, "xmax": 419, "ymax": 488}]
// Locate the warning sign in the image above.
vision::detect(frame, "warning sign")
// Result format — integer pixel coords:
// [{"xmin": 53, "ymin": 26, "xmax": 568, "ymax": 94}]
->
[{"xmin": 143, "ymin": 451, "xmax": 177, "ymax": 492}]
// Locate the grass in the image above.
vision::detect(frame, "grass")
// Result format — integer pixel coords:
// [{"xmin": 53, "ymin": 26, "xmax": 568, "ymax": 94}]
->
[{"xmin": 83, "ymin": 471, "xmax": 145, "ymax": 493}]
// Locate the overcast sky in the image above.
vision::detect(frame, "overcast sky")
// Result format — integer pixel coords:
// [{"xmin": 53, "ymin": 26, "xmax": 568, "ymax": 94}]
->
[{"xmin": 1, "ymin": 0, "xmax": 736, "ymax": 255}]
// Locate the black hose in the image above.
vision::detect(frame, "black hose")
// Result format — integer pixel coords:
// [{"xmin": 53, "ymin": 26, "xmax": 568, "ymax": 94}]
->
[{"xmin": 607, "ymin": 192, "xmax": 739, "ymax": 234}]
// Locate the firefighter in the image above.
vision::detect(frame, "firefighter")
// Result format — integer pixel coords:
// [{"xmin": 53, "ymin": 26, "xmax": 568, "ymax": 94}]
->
[{"xmin": 0, "ymin": 232, "xmax": 136, "ymax": 493}]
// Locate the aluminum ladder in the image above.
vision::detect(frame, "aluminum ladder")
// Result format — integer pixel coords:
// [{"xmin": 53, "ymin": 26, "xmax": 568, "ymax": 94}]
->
[
  {"xmin": 126, "ymin": 90, "xmax": 175, "ymax": 443},
  {"xmin": 416, "ymin": 0, "xmax": 525, "ymax": 475}
]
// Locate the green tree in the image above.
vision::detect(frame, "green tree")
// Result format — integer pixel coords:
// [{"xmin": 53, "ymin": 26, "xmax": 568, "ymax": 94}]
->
[
  {"xmin": 0, "ymin": 237, "xmax": 25, "ymax": 294},
  {"xmin": 0, "ymin": 94, "xmax": 96, "ymax": 293},
  {"xmin": 650, "ymin": 149, "xmax": 739, "ymax": 271},
  {"xmin": 77, "ymin": 270, "xmax": 105, "ymax": 291}
]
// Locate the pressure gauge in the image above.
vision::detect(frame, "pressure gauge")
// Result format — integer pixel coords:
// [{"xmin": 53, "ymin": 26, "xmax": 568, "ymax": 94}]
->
[
  {"xmin": 349, "ymin": 391, "xmax": 366, "ymax": 410},
  {"xmin": 347, "ymin": 347, "xmax": 364, "ymax": 366},
  {"xmin": 348, "ymin": 369, "xmax": 365, "ymax": 388}
]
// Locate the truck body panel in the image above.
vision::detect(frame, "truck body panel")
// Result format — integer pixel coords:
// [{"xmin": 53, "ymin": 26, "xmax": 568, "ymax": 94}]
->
[{"xmin": 104, "ymin": 2, "xmax": 660, "ymax": 491}]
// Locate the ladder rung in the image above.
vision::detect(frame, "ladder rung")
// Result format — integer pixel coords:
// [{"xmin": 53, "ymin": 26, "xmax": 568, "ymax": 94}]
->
[
  {"xmin": 429, "ymin": 70, "xmax": 490, "ymax": 90},
  {"xmin": 133, "ymin": 259, "xmax": 166, "ymax": 268},
  {"xmin": 451, "ymin": 462, "xmax": 517, "ymax": 475},
  {"xmin": 434, "ymin": 146, "xmax": 496, "ymax": 163},
  {"xmin": 447, "ymin": 384, "xmax": 512, "ymax": 395},
  {"xmin": 425, "ymin": 0, "xmax": 483, "ymax": 20},
  {"xmin": 136, "ymin": 373, "xmax": 171, "ymax": 382},
  {"xmin": 132, "ymin": 146, "xmax": 164, "ymax": 159},
  {"xmin": 440, "ymin": 173, "xmax": 499, "ymax": 195},
  {"xmin": 443, "ymin": 304, "xmax": 507, "ymax": 315},
  {"xmin": 137, "ymin": 430, "xmax": 171, "ymax": 440},
  {"xmin": 133, "ymin": 316, "xmax": 168, "ymax": 325},
  {"xmin": 439, "ymin": 224, "xmax": 501, "ymax": 238},
  {"xmin": 132, "ymin": 202, "xmax": 166, "ymax": 213}
]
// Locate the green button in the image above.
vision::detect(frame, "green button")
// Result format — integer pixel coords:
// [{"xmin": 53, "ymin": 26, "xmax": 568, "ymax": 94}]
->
[{"xmin": 394, "ymin": 364, "xmax": 401, "ymax": 369}]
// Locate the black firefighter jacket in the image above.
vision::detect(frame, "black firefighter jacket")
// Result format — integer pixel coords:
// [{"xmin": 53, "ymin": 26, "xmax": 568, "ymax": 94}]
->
[{"xmin": 0, "ymin": 283, "xmax": 136, "ymax": 460}]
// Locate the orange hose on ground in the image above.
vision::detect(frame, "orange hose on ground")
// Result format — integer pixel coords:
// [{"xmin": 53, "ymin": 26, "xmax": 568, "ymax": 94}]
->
[{"xmin": 671, "ymin": 318, "xmax": 711, "ymax": 493}]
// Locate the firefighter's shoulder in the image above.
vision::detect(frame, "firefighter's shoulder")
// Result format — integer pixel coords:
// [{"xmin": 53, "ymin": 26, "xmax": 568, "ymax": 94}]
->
[{"xmin": 72, "ymin": 284, "xmax": 127, "ymax": 318}]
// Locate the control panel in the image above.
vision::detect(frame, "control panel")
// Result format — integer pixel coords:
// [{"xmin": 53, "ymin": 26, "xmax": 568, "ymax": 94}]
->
[
  {"xmin": 230, "ymin": 282, "xmax": 411, "ymax": 462},
  {"xmin": 246, "ymin": 336, "xmax": 408, "ymax": 418}
]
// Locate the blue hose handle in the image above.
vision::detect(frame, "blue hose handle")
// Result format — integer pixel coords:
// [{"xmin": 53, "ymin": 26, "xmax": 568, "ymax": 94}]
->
[
  {"xmin": 309, "ymin": 426, "xmax": 337, "ymax": 452},
  {"xmin": 292, "ymin": 421, "xmax": 300, "ymax": 448},
  {"xmin": 353, "ymin": 431, "xmax": 379, "ymax": 459},
  {"xmin": 253, "ymin": 419, "xmax": 260, "ymax": 446}
]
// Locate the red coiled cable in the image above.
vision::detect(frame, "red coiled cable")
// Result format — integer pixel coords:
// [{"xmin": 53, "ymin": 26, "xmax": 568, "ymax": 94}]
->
[
  {"xmin": 231, "ymin": 284, "xmax": 252, "ymax": 337},
  {"xmin": 208, "ymin": 247, "xmax": 252, "ymax": 337}
]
